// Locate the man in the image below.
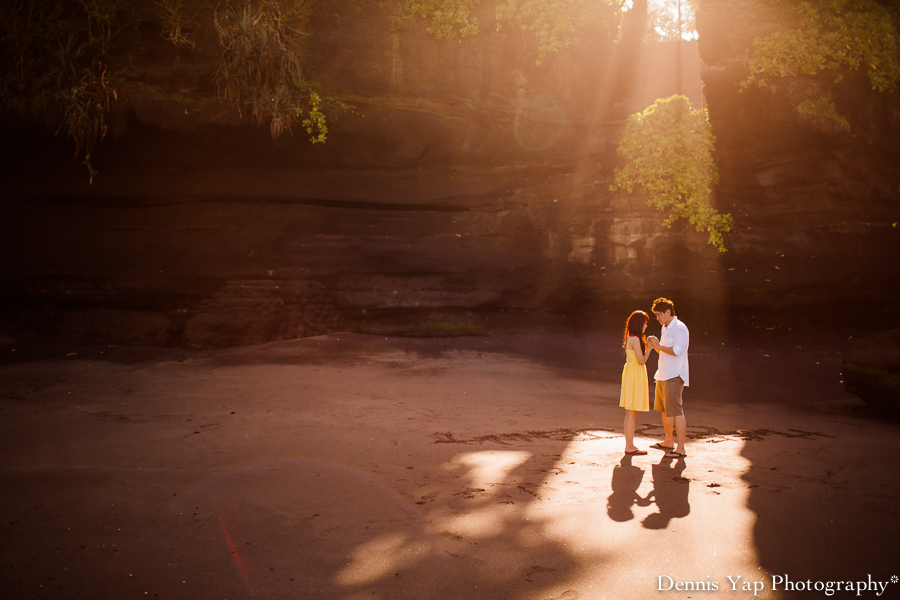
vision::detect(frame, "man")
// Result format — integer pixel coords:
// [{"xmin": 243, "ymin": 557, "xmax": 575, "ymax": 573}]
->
[{"xmin": 647, "ymin": 297, "xmax": 689, "ymax": 459}]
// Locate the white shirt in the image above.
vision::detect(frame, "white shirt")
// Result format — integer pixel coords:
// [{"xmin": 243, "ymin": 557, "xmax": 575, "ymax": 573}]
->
[{"xmin": 655, "ymin": 316, "xmax": 689, "ymax": 386}]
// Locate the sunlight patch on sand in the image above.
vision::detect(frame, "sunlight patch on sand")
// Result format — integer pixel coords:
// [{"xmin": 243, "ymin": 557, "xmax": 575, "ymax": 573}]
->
[
  {"xmin": 452, "ymin": 450, "xmax": 532, "ymax": 484},
  {"xmin": 439, "ymin": 507, "xmax": 514, "ymax": 540},
  {"xmin": 335, "ymin": 532, "xmax": 422, "ymax": 586},
  {"xmin": 518, "ymin": 436, "xmax": 767, "ymax": 594}
]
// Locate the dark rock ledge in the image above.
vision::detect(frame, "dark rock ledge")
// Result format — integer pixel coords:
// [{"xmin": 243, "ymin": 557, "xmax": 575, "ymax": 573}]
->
[
  {"xmin": 62, "ymin": 280, "xmax": 344, "ymax": 350},
  {"xmin": 843, "ymin": 329, "xmax": 900, "ymax": 416}
]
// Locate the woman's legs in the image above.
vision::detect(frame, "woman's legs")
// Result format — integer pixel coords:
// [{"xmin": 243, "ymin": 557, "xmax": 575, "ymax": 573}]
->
[{"xmin": 624, "ymin": 410, "xmax": 638, "ymax": 451}]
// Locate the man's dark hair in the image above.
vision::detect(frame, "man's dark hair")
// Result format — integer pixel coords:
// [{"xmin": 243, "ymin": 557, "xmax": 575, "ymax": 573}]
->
[{"xmin": 651, "ymin": 297, "xmax": 675, "ymax": 315}]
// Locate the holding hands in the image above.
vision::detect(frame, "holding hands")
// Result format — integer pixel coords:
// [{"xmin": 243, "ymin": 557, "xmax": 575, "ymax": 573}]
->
[{"xmin": 647, "ymin": 335, "xmax": 660, "ymax": 350}]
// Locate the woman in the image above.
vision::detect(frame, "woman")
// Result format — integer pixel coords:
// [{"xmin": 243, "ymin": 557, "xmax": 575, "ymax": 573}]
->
[{"xmin": 620, "ymin": 310, "xmax": 654, "ymax": 455}]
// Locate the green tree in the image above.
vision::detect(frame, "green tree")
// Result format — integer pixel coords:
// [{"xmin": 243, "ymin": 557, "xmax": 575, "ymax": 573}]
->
[
  {"xmin": 744, "ymin": 0, "xmax": 900, "ymax": 92},
  {"xmin": 611, "ymin": 95, "xmax": 732, "ymax": 252}
]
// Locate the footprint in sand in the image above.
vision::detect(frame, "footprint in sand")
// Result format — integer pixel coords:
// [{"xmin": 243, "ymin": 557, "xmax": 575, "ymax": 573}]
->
[
  {"xmin": 415, "ymin": 492, "xmax": 437, "ymax": 505},
  {"xmin": 548, "ymin": 590, "xmax": 580, "ymax": 600},
  {"xmin": 524, "ymin": 564, "xmax": 556, "ymax": 582}
]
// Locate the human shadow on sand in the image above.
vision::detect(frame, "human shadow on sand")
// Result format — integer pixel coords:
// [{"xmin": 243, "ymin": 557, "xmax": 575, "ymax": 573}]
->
[
  {"xmin": 641, "ymin": 456, "xmax": 690, "ymax": 529},
  {"xmin": 607, "ymin": 454, "xmax": 651, "ymax": 522}
]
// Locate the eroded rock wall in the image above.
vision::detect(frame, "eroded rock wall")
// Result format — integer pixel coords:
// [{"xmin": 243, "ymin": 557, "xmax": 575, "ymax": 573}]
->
[{"xmin": 1, "ymin": 0, "xmax": 898, "ymax": 343}]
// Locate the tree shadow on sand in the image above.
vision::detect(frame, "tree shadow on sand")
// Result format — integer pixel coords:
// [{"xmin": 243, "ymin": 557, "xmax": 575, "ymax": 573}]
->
[
  {"xmin": 739, "ymin": 420, "xmax": 900, "ymax": 588},
  {"xmin": 159, "ymin": 438, "xmax": 604, "ymax": 600}
]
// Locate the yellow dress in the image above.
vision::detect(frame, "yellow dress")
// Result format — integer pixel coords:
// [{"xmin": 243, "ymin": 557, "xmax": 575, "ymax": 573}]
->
[{"xmin": 619, "ymin": 348, "xmax": 649, "ymax": 411}]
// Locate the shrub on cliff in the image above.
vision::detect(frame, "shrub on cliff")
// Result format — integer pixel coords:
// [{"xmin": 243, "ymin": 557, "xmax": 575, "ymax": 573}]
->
[
  {"xmin": 743, "ymin": 0, "xmax": 900, "ymax": 133},
  {"xmin": 744, "ymin": 0, "xmax": 900, "ymax": 93},
  {"xmin": 214, "ymin": 0, "xmax": 338, "ymax": 143},
  {"xmin": 611, "ymin": 95, "xmax": 732, "ymax": 252}
]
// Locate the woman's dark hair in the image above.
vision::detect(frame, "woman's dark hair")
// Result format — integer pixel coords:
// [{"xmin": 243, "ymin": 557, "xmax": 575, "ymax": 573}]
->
[{"xmin": 623, "ymin": 310, "xmax": 649, "ymax": 353}]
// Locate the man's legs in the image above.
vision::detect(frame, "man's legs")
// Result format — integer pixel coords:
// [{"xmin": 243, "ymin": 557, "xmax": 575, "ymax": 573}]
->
[
  {"xmin": 659, "ymin": 377, "xmax": 686, "ymax": 456},
  {"xmin": 673, "ymin": 414, "xmax": 687, "ymax": 455},
  {"xmin": 661, "ymin": 413, "xmax": 674, "ymax": 447},
  {"xmin": 655, "ymin": 380, "xmax": 675, "ymax": 448}
]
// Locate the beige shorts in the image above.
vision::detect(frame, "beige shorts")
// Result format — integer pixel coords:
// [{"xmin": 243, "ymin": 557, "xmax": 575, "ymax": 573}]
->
[{"xmin": 654, "ymin": 377, "xmax": 685, "ymax": 417}]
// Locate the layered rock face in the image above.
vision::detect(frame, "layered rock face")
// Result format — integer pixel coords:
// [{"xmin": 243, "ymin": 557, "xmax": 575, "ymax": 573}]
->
[{"xmin": 1, "ymin": 0, "xmax": 898, "ymax": 346}]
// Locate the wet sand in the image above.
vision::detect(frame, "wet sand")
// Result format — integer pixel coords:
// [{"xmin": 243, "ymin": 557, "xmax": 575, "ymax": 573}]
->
[{"xmin": 1, "ymin": 329, "xmax": 898, "ymax": 599}]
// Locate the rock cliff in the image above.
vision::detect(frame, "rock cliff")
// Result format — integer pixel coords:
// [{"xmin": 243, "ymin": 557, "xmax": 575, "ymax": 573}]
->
[
  {"xmin": 1, "ymin": 0, "xmax": 897, "ymax": 345},
  {"xmin": 698, "ymin": 0, "xmax": 900, "ymax": 311}
]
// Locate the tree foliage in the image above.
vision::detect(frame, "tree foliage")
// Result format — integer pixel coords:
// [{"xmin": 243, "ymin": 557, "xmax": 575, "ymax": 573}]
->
[
  {"xmin": 496, "ymin": 0, "xmax": 621, "ymax": 65},
  {"xmin": 405, "ymin": 0, "xmax": 480, "ymax": 39},
  {"xmin": 56, "ymin": 63, "xmax": 117, "ymax": 184},
  {"xmin": 745, "ymin": 0, "xmax": 900, "ymax": 92},
  {"xmin": 403, "ymin": 0, "xmax": 621, "ymax": 65},
  {"xmin": 611, "ymin": 95, "xmax": 732, "ymax": 252},
  {"xmin": 0, "ymin": 0, "xmax": 341, "ymax": 180},
  {"xmin": 796, "ymin": 93, "xmax": 851, "ymax": 131},
  {"xmin": 647, "ymin": 0, "xmax": 697, "ymax": 41},
  {"xmin": 0, "ymin": 0, "xmax": 127, "ymax": 181},
  {"xmin": 155, "ymin": 0, "xmax": 198, "ymax": 48}
]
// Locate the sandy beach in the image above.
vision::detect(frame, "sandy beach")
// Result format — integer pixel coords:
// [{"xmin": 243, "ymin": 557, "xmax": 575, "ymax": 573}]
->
[{"xmin": 1, "ymin": 327, "xmax": 898, "ymax": 599}]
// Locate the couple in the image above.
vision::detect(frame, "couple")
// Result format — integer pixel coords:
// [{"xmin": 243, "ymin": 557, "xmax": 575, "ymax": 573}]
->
[{"xmin": 620, "ymin": 297, "xmax": 689, "ymax": 459}]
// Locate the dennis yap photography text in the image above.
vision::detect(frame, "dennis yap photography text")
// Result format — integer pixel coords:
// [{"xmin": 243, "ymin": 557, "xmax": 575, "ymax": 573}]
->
[{"xmin": 657, "ymin": 574, "xmax": 897, "ymax": 596}]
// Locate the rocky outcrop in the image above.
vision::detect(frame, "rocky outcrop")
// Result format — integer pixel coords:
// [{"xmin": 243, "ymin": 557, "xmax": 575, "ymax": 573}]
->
[
  {"xmin": 182, "ymin": 280, "xmax": 343, "ymax": 349},
  {"xmin": 182, "ymin": 309, "xmax": 282, "ymax": 350},
  {"xmin": 842, "ymin": 329, "xmax": 900, "ymax": 416},
  {"xmin": 63, "ymin": 309, "xmax": 172, "ymax": 347},
  {"xmin": 57, "ymin": 281, "xmax": 345, "ymax": 350}
]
